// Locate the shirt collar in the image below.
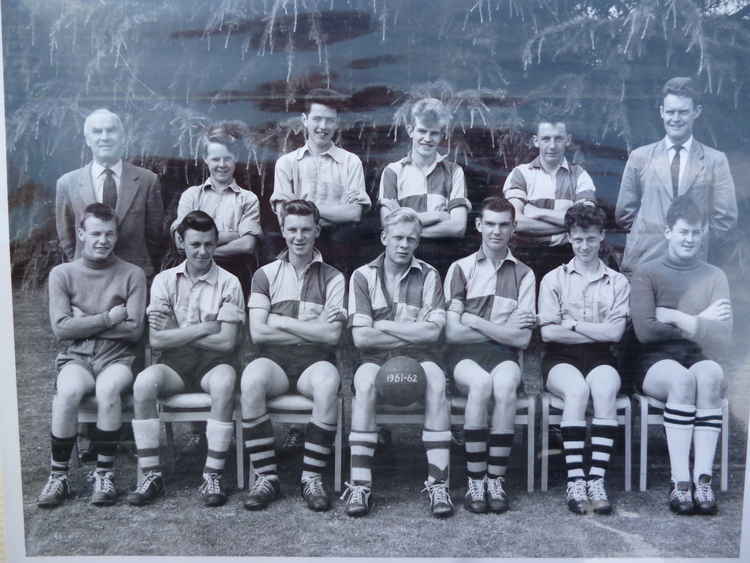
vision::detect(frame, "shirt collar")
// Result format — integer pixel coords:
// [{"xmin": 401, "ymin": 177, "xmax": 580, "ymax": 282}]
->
[
  {"xmin": 367, "ymin": 252, "xmax": 423, "ymax": 274},
  {"xmin": 201, "ymin": 178, "xmax": 241, "ymax": 193},
  {"xmin": 563, "ymin": 257, "xmax": 609, "ymax": 280},
  {"xmin": 476, "ymin": 246, "xmax": 518, "ymax": 267},
  {"xmin": 92, "ymin": 159, "xmax": 123, "ymax": 179},
  {"xmin": 400, "ymin": 151, "xmax": 448, "ymax": 169},
  {"xmin": 277, "ymin": 248, "xmax": 324, "ymax": 267},
  {"xmin": 529, "ymin": 155, "xmax": 570, "ymax": 171},
  {"xmin": 175, "ymin": 260, "xmax": 219, "ymax": 286},
  {"xmin": 297, "ymin": 143, "xmax": 344, "ymax": 163},
  {"xmin": 664, "ymin": 135, "xmax": 693, "ymax": 152}
]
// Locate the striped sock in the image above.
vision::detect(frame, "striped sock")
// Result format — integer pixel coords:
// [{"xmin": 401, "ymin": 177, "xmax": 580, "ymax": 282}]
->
[
  {"xmin": 203, "ymin": 419, "xmax": 234, "ymax": 475},
  {"xmin": 242, "ymin": 413, "xmax": 278, "ymax": 479},
  {"xmin": 93, "ymin": 426, "xmax": 121, "ymax": 474},
  {"xmin": 50, "ymin": 433, "xmax": 76, "ymax": 474},
  {"xmin": 487, "ymin": 431, "xmax": 514, "ymax": 478},
  {"xmin": 588, "ymin": 418, "xmax": 617, "ymax": 481},
  {"xmin": 693, "ymin": 407, "xmax": 722, "ymax": 482},
  {"xmin": 349, "ymin": 431, "xmax": 377, "ymax": 487},
  {"xmin": 132, "ymin": 418, "xmax": 162, "ymax": 476},
  {"xmin": 423, "ymin": 429, "xmax": 451, "ymax": 484},
  {"xmin": 561, "ymin": 420, "xmax": 586, "ymax": 482},
  {"xmin": 464, "ymin": 426, "xmax": 488, "ymax": 480},
  {"xmin": 301, "ymin": 420, "xmax": 336, "ymax": 482},
  {"xmin": 663, "ymin": 402, "xmax": 695, "ymax": 483}
]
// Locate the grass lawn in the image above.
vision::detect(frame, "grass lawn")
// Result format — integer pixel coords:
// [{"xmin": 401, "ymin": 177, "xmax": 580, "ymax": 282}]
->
[{"xmin": 11, "ymin": 286, "xmax": 749, "ymax": 558}]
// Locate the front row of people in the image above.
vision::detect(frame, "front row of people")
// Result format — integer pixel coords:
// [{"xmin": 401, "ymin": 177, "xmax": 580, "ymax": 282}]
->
[{"xmin": 38, "ymin": 194, "xmax": 732, "ymax": 520}]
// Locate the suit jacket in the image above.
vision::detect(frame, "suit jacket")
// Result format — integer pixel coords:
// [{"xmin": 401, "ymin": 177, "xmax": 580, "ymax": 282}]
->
[
  {"xmin": 615, "ymin": 138, "xmax": 737, "ymax": 276},
  {"xmin": 55, "ymin": 161, "xmax": 164, "ymax": 278}
]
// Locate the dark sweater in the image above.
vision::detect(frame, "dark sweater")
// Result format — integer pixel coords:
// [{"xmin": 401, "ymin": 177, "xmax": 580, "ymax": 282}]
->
[{"xmin": 630, "ymin": 255, "xmax": 732, "ymax": 358}]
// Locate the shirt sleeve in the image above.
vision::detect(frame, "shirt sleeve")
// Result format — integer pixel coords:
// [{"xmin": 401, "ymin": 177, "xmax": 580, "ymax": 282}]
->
[
  {"xmin": 237, "ymin": 191, "xmax": 263, "ymax": 237},
  {"xmin": 517, "ymin": 267, "xmax": 537, "ymax": 315},
  {"xmin": 325, "ymin": 271, "xmax": 347, "ymax": 323},
  {"xmin": 630, "ymin": 266, "xmax": 683, "ymax": 343},
  {"xmin": 694, "ymin": 268, "xmax": 732, "ymax": 356},
  {"xmin": 378, "ymin": 165, "xmax": 400, "ymax": 213},
  {"xmin": 574, "ymin": 168, "xmax": 596, "ymax": 201},
  {"xmin": 349, "ymin": 269, "xmax": 374, "ymax": 328},
  {"xmin": 146, "ymin": 272, "xmax": 173, "ymax": 316},
  {"xmin": 248, "ymin": 268, "xmax": 271, "ymax": 311},
  {"xmin": 445, "ymin": 261, "xmax": 467, "ymax": 315},
  {"xmin": 538, "ymin": 269, "xmax": 562, "ymax": 321},
  {"xmin": 604, "ymin": 273, "xmax": 630, "ymax": 324},
  {"xmin": 345, "ymin": 154, "xmax": 371, "ymax": 212},
  {"xmin": 217, "ymin": 275, "xmax": 245, "ymax": 324},
  {"xmin": 447, "ymin": 164, "xmax": 471, "ymax": 211},
  {"xmin": 419, "ymin": 267, "xmax": 446, "ymax": 328},
  {"xmin": 271, "ymin": 154, "xmax": 295, "ymax": 216},
  {"xmin": 502, "ymin": 166, "xmax": 528, "ymax": 203}
]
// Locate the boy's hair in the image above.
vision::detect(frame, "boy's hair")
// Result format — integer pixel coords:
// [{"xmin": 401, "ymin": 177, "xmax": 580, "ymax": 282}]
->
[
  {"xmin": 564, "ymin": 200, "xmax": 606, "ymax": 232},
  {"xmin": 281, "ymin": 199, "xmax": 320, "ymax": 226},
  {"xmin": 304, "ymin": 88, "xmax": 348, "ymax": 114},
  {"xmin": 536, "ymin": 120, "xmax": 568, "ymax": 135},
  {"xmin": 80, "ymin": 202, "xmax": 118, "ymax": 230},
  {"xmin": 176, "ymin": 210, "xmax": 219, "ymax": 239},
  {"xmin": 407, "ymin": 97, "xmax": 451, "ymax": 130},
  {"xmin": 666, "ymin": 195, "xmax": 706, "ymax": 228},
  {"xmin": 479, "ymin": 196, "xmax": 516, "ymax": 222},
  {"xmin": 662, "ymin": 76, "xmax": 701, "ymax": 106},
  {"xmin": 382, "ymin": 207, "xmax": 423, "ymax": 236},
  {"xmin": 199, "ymin": 121, "xmax": 246, "ymax": 158}
]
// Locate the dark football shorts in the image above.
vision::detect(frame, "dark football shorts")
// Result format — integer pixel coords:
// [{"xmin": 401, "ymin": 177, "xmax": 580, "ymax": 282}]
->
[
  {"xmin": 56, "ymin": 340, "xmax": 135, "ymax": 377},
  {"xmin": 542, "ymin": 342, "xmax": 617, "ymax": 383},
  {"xmin": 633, "ymin": 340, "xmax": 707, "ymax": 394},
  {"xmin": 254, "ymin": 344, "xmax": 336, "ymax": 391},
  {"xmin": 157, "ymin": 347, "xmax": 238, "ymax": 392},
  {"xmin": 447, "ymin": 342, "xmax": 518, "ymax": 373}
]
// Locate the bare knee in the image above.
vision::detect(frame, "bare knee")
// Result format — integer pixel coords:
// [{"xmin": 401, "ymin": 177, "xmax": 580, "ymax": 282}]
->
[
  {"xmin": 312, "ymin": 367, "xmax": 340, "ymax": 400},
  {"xmin": 353, "ymin": 366, "xmax": 378, "ymax": 398},
  {"xmin": 210, "ymin": 369, "xmax": 237, "ymax": 402},
  {"xmin": 692, "ymin": 361, "xmax": 724, "ymax": 399},
  {"xmin": 668, "ymin": 370, "xmax": 696, "ymax": 404},
  {"xmin": 464, "ymin": 369, "xmax": 492, "ymax": 404},
  {"xmin": 54, "ymin": 384, "xmax": 87, "ymax": 410},
  {"xmin": 587, "ymin": 367, "xmax": 620, "ymax": 403},
  {"xmin": 240, "ymin": 364, "xmax": 266, "ymax": 396},
  {"xmin": 133, "ymin": 369, "xmax": 161, "ymax": 401},
  {"xmin": 424, "ymin": 367, "xmax": 447, "ymax": 398},
  {"xmin": 493, "ymin": 364, "xmax": 521, "ymax": 403}
]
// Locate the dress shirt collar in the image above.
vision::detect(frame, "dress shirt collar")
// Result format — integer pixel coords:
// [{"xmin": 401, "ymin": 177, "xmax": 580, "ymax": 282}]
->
[
  {"xmin": 664, "ymin": 135, "xmax": 693, "ymax": 152},
  {"xmin": 476, "ymin": 246, "xmax": 519, "ymax": 268},
  {"xmin": 367, "ymin": 252, "xmax": 423, "ymax": 274},
  {"xmin": 175, "ymin": 260, "xmax": 219, "ymax": 286},
  {"xmin": 529, "ymin": 156, "xmax": 570, "ymax": 172},
  {"xmin": 92, "ymin": 159, "xmax": 123, "ymax": 180},
  {"xmin": 201, "ymin": 178, "xmax": 242, "ymax": 193},
  {"xmin": 563, "ymin": 257, "xmax": 609, "ymax": 280},
  {"xmin": 297, "ymin": 142, "xmax": 345, "ymax": 163}
]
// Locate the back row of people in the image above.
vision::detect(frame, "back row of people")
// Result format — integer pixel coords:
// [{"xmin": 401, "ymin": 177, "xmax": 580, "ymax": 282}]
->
[
  {"xmin": 55, "ymin": 76, "xmax": 739, "ymax": 293},
  {"xmin": 40, "ymin": 193, "xmax": 732, "ymax": 522}
]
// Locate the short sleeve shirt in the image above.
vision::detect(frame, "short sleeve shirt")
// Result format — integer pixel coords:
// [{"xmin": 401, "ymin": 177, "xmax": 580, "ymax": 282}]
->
[
  {"xmin": 174, "ymin": 180, "xmax": 262, "ymax": 238},
  {"xmin": 271, "ymin": 144, "xmax": 370, "ymax": 216},
  {"xmin": 538, "ymin": 258, "xmax": 630, "ymax": 325},
  {"xmin": 445, "ymin": 249, "xmax": 537, "ymax": 325},
  {"xmin": 378, "ymin": 153, "xmax": 471, "ymax": 214},
  {"xmin": 502, "ymin": 157, "xmax": 595, "ymax": 246},
  {"xmin": 148, "ymin": 261, "xmax": 245, "ymax": 327},
  {"xmin": 248, "ymin": 250, "xmax": 346, "ymax": 324},
  {"xmin": 349, "ymin": 253, "xmax": 445, "ymax": 330}
]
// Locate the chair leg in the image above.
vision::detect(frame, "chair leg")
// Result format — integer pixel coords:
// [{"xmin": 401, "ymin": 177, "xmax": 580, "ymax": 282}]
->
[
  {"xmin": 526, "ymin": 398, "xmax": 535, "ymax": 493},
  {"xmin": 335, "ymin": 396, "xmax": 344, "ymax": 494},
  {"xmin": 235, "ymin": 407, "xmax": 244, "ymax": 490},
  {"xmin": 541, "ymin": 395, "xmax": 549, "ymax": 492},
  {"xmin": 624, "ymin": 400, "xmax": 632, "ymax": 492},
  {"xmin": 639, "ymin": 396, "xmax": 648, "ymax": 491},
  {"xmin": 721, "ymin": 400, "xmax": 729, "ymax": 492},
  {"xmin": 165, "ymin": 422, "xmax": 176, "ymax": 475}
]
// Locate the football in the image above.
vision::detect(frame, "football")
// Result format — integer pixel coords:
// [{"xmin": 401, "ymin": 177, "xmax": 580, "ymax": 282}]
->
[{"xmin": 375, "ymin": 356, "xmax": 427, "ymax": 407}]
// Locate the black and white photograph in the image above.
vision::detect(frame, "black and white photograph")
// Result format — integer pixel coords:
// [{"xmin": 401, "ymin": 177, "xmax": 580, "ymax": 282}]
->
[{"xmin": 1, "ymin": 0, "xmax": 750, "ymax": 560}]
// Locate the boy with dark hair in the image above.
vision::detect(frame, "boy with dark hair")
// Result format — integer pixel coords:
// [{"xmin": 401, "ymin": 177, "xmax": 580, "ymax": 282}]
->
[
  {"xmin": 39, "ymin": 203, "xmax": 146, "ymax": 508},
  {"xmin": 630, "ymin": 195, "xmax": 732, "ymax": 515},
  {"xmin": 445, "ymin": 196, "xmax": 536, "ymax": 514},
  {"xmin": 128, "ymin": 211, "xmax": 245, "ymax": 508}
]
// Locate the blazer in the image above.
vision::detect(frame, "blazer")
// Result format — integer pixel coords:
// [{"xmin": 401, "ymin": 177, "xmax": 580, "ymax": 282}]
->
[
  {"xmin": 55, "ymin": 161, "xmax": 164, "ymax": 278},
  {"xmin": 615, "ymin": 138, "xmax": 737, "ymax": 276}
]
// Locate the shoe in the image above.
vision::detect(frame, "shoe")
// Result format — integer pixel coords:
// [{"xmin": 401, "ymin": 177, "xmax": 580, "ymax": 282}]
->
[
  {"xmin": 301, "ymin": 475, "xmax": 330, "ymax": 511},
  {"xmin": 127, "ymin": 472, "xmax": 165, "ymax": 506},
  {"xmin": 669, "ymin": 480, "xmax": 694, "ymax": 515},
  {"xmin": 37, "ymin": 472, "xmax": 70, "ymax": 508},
  {"xmin": 486, "ymin": 475, "xmax": 509, "ymax": 513},
  {"xmin": 280, "ymin": 427, "xmax": 304, "ymax": 456},
  {"xmin": 566, "ymin": 479, "xmax": 590, "ymax": 515},
  {"xmin": 464, "ymin": 477, "xmax": 487, "ymax": 513},
  {"xmin": 422, "ymin": 480, "xmax": 454, "ymax": 518},
  {"xmin": 586, "ymin": 478, "xmax": 612, "ymax": 515},
  {"xmin": 693, "ymin": 474, "xmax": 717, "ymax": 515},
  {"xmin": 341, "ymin": 482, "xmax": 372, "ymax": 517},
  {"xmin": 243, "ymin": 474, "xmax": 280, "ymax": 511},
  {"xmin": 199, "ymin": 472, "xmax": 227, "ymax": 507},
  {"xmin": 90, "ymin": 471, "xmax": 118, "ymax": 506}
]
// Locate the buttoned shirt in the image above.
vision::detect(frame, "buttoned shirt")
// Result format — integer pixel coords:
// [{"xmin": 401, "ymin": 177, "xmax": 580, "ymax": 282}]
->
[
  {"xmin": 378, "ymin": 153, "xmax": 471, "ymax": 215},
  {"xmin": 665, "ymin": 135, "xmax": 693, "ymax": 189},
  {"xmin": 249, "ymin": 250, "xmax": 345, "ymax": 323},
  {"xmin": 503, "ymin": 156, "xmax": 595, "ymax": 246},
  {"xmin": 349, "ymin": 253, "xmax": 445, "ymax": 330},
  {"xmin": 148, "ymin": 261, "xmax": 245, "ymax": 328},
  {"xmin": 445, "ymin": 248, "xmax": 536, "ymax": 326},
  {"xmin": 91, "ymin": 160, "xmax": 123, "ymax": 203},
  {"xmin": 538, "ymin": 258, "xmax": 630, "ymax": 326},
  {"xmin": 271, "ymin": 143, "xmax": 370, "ymax": 217},
  {"xmin": 174, "ymin": 180, "xmax": 262, "ymax": 237}
]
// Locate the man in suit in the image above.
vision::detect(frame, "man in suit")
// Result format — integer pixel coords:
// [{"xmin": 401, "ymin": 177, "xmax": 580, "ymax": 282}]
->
[
  {"xmin": 615, "ymin": 77, "xmax": 737, "ymax": 277},
  {"xmin": 56, "ymin": 108, "xmax": 164, "ymax": 279}
]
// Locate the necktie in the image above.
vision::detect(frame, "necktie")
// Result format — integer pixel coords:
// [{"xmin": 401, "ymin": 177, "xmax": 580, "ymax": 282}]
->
[
  {"xmin": 670, "ymin": 145, "xmax": 682, "ymax": 199},
  {"xmin": 103, "ymin": 168, "xmax": 117, "ymax": 210}
]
